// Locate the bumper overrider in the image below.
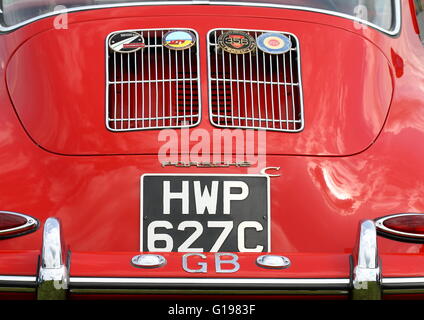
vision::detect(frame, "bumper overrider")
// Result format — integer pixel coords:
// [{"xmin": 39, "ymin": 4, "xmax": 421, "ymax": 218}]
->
[{"xmin": 0, "ymin": 218, "xmax": 423, "ymax": 300}]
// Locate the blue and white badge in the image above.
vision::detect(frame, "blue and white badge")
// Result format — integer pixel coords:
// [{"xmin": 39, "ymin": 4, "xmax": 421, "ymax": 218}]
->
[{"xmin": 257, "ymin": 32, "xmax": 292, "ymax": 54}]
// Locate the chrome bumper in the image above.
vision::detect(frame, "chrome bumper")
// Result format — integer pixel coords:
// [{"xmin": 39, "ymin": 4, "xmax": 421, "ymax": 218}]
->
[{"xmin": 0, "ymin": 219, "xmax": 423, "ymax": 299}]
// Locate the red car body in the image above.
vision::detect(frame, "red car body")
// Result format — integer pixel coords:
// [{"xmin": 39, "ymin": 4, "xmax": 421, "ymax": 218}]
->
[{"xmin": 0, "ymin": 0, "xmax": 423, "ymax": 300}]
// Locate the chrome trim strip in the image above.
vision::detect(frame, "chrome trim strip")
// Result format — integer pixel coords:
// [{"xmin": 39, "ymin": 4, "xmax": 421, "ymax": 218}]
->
[
  {"xmin": 0, "ymin": 1, "xmax": 401, "ymax": 36},
  {"xmin": 375, "ymin": 213, "xmax": 424, "ymax": 239},
  {"xmin": 352, "ymin": 220, "xmax": 382, "ymax": 300},
  {"xmin": 69, "ymin": 288, "xmax": 349, "ymax": 295},
  {"xmin": 0, "ymin": 275, "xmax": 37, "ymax": 286},
  {"xmin": 382, "ymin": 277, "xmax": 424, "ymax": 288},
  {"xmin": 37, "ymin": 218, "xmax": 69, "ymax": 300},
  {"xmin": 70, "ymin": 277, "xmax": 350, "ymax": 289}
]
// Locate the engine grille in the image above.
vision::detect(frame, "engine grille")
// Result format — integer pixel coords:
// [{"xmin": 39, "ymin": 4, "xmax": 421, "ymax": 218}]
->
[
  {"xmin": 106, "ymin": 29, "xmax": 201, "ymax": 131},
  {"xmin": 208, "ymin": 29, "xmax": 304, "ymax": 132}
]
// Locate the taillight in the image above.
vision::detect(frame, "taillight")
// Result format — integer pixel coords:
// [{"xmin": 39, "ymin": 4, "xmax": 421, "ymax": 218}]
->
[
  {"xmin": 375, "ymin": 213, "xmax": 424, "ymax": 243},
  {"xmin": 0, "ymin": 211, "xmax": 39, "ymax": 239}
]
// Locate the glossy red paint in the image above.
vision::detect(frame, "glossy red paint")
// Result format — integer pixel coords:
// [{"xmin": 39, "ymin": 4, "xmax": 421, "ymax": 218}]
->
[
  {"xmin": 381, "ymin": 254, "xmax": 424, "ymax": 278},
  {"xmin": 70, "ymin": 252, "xmax": 350, "ymax": 278},
  {"xmin": 0, "ymin": 0, "xmax": 423, "ymax": 297},
  {"xmin": 0, "ymin": 250, "xmax": 39, "ymax": 275}
]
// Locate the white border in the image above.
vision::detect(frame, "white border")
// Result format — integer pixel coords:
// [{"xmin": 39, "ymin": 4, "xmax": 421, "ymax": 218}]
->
[
  {"xmin": 140, "ymin": 173, "xmax": 271, "ymax": 252},
  {"xmin": 0, "ymin": 1, "xmax": 401, "ymax": 36}
]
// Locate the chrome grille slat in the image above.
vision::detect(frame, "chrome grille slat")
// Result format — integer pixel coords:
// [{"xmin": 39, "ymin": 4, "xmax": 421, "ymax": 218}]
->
[
  {"xmin": 134, "ymin": 41, "xmax": 138, "ymax": 129},
  {"xmin": 141, "ymin": 40, "xmax": 145, "ymax": 129},
  {"xmin": 289, "ymin": 47, "xmax": 296, "ymax": 131},
  {"xmin": 113, "ymin": 52, "xmax": 117, "ymax": 129},
  {"xmin": 175, "ymin": 49, "xmax": 179, "ymax": 125},
  {"xmin": 127, "ymin": 50, "xmax": 131, "ymax": 130},
  {"xmin": 282, "ymin": 41, "xmax": 289, "ymax": 131},
  {"xmin": 208, "ymin": 29, "xmax": 304, "ymax": 132},
  {"xmin": 147, "ymin": 30, "xmax": 152, "ymax": 128},
  {"xmin": 168, "ymin": 39, "xmax": 172, "ymax": 127},
  {"xmin": 161, "ymin": 31, "xmax": 166, "ymax": 127},
  {"xmin": 242, "ymin": 50, "xmax": 248, "ymax": 128},
  {"xmin": 262, "ymin": 47, "xmax": 268, "ymax": 128},
  {"xmin": 120, "ymin": 52, "xmax": 124, "ymax": 129},
  {"xmin": 248, "ymin": 51, "xmax": 254, "ymax": 128},
  {"xmin": 189, "ymin": 45, "xmax": 193, "ymax": 124},
  {"xmin": 222, "ymin": 50, "xmax": 228, "ymax": 125},
  {"xmin": 229, "ymin": 50, "xmax": 234, "ymax": 126},
  {"xmin": 275, "ymin": 51, "xmax": 282, "ymax": 129},
  {"xmin": 154, "ymin": 30, "xmax": 159, "ymax": 128},
  {"xmin": 106, "ymin": 29, "xmax": 201, "ymax": 131}
]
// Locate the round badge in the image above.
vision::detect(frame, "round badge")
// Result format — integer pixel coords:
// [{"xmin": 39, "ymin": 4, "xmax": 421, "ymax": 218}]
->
[
  {"xmin": 163, "ymin": 30, "xmax": 196, "ymax": 50},
  {"xmin": 217, "ymin": 31, "xmax": 256, "ymax": 55},
  {"xmin": 257, "ymin": 33, "xmax": 292, "ymax": 54},
  {"xmin": 109, "ymin": 31, "xmax": 145, "ymax": 53}
]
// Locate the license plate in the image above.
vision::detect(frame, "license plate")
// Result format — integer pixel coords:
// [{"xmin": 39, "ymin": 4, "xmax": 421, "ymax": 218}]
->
[{"xmin": 140, "ymin": 174, "xmax": 270, "ymax": 252}]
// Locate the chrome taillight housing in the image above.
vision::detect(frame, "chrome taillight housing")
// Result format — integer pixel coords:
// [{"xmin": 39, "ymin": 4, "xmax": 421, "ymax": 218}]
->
[
  {"xmin": 0, "ymin": 211, "xmax": 39, "ymax": 239},
  {"xmin": 375, "ymin": 213, "xmax": 424, "ymax": 243}
]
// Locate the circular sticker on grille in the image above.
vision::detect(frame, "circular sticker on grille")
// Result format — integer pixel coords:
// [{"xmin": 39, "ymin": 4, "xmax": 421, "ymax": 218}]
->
[
  {"xmin": 217, "ymin": 31, "xmax": 256, "ymax": 54},
  {"xmin": 109, "ymin": 31, "xmax": 145, "ymax": 53},
  {"xmin": 163, "ymin": 30, "xmax": 196, "ymax": 50},
  {"xmin": 257, "ymin": 33, "xmax": 292, "ymax": 54}
]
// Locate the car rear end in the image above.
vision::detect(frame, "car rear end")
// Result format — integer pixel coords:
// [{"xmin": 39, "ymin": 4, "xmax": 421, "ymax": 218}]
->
[{"xmin": 1, "ymin": 0, "xmax": 424, "ymax": 300}]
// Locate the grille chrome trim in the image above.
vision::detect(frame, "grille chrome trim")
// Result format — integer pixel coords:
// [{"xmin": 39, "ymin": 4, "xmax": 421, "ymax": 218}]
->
[
  {"xmin": 105, "ymin": 28, "xmax": 201, "ymax": 131},
  {"xmin": 207, "ymin": 28, "xmax": 304, "ymax": 132}
]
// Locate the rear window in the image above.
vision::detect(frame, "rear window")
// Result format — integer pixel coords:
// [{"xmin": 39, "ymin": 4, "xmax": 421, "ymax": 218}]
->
[
  {"xmin": 414, "ymin": 0, "xmax": 424, "ymax": 41},
  {"xmin": 1, "ymin": 0, "xmax": 398, "ymax": 33}
]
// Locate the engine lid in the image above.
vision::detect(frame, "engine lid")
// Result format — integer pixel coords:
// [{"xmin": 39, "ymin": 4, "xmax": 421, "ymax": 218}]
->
[{"xmin": 6, "ymin": 13, "xmax": 393, "ymax": 156}]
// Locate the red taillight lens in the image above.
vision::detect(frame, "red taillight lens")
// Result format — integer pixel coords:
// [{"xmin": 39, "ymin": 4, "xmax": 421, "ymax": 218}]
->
[
  {"xmin": 0, "ymin": 211, "xmax": 39, "ymax": 239},
  {"xmin": 375, "ymin": 213, "xmax": 424, "ymax": 242},
  {"xmin": 0, "ymin": 214, "xmax": 28, "ymax": 230},
  {"xmin": 384, "ymin": 215, "xmax": 424, "ymax": 234}
]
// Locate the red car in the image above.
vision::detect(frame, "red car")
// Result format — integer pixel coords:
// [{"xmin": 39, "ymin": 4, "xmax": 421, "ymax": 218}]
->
[{"xmin": 0, "ymin": 0, "xmax": 423, "ymax": 301}]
